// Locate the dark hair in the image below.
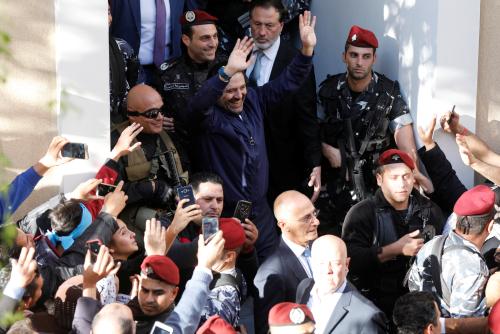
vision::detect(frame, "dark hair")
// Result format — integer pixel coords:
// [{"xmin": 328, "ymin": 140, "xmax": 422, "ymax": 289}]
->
[
  {"xmin": 455, "ymin": 212, "xmax": 494, "ymax": 235},
  {"xmin": 181, "ymin": 25, "xmax": 194, "ymax": 39},
  {"xmin": 393, "ymin": 291, "xmax": 439, "ymax": 334},
  {"xmin": 249, "ymin": 0, "xmax": 286, "ymax": 23},
  {"xmin": 92, "ymin": 311, "xmax": 134, "ymax": 334},
  {"xmin": 49, "ymin": 200, "xmax": 83, "ymax": 236},
  {"xmin": 190, "ymin": 172, "xmax": 224, "ymax": 193},
  {"xmin": 344, "ymin": 42, "xmax": 377, "ymax": 55}
]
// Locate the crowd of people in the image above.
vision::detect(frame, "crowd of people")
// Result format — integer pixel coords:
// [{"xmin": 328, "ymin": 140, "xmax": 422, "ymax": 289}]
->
[{"xmin": 1, "ymin": 0, "xmax": 500, "ymax": 333}]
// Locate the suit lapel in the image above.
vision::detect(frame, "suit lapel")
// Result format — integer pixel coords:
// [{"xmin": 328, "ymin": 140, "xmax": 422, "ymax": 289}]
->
[
  {"xmin": 279, "ymin": 239, "xmax": 308, "ymax": 282},
  {"xmin": 129, "ymin": 0, "xmax": 141, "ymax": 35},
  {"xmin": 324, "ymin": 282, "xmax": 353, "ymax": 333},
  {"xmin": 269, "ymin": 40, "xmax": 288, "ymax": 81}
]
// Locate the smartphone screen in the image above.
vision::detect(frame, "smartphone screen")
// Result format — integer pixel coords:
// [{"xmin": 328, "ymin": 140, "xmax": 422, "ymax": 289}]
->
[
  {"xmin": 176, "ymin": 185, "xmax": 196, "ymax": 208},
  {"xmin": 96, "ymin": 183, "xmax": 116, "ymax": 197},
  {"xmin": 150, "ymin": 321, "xmax": 173, "ymax": 334},
  {"xmin": 61, "ymin": 143, "xmax": 89, "ymax": 159},
  {"xmin": 233, "ymin": 200, "xmax": 252, "ymax": 223},
  {"xmin": 86, "ymin": 239, "xmax": 102, "ymax": 263},
  {"xmin": 202, "ymin": 217, "xmax": 219, "ymax": 243}
]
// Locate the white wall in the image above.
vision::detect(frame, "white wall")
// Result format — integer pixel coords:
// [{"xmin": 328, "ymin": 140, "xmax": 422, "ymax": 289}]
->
[
  {"xmin": 311, "ymin": 0, "xmax": 480, "ymax": 188},
  {"xmin": 55, "ymin": 0, "xmax": 110, "ymax": 192}
]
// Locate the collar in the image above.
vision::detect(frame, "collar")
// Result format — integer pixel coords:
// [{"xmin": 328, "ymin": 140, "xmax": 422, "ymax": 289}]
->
[
  {"xmin": 337, "ymin": 71, "xmax": 379, "ymax": 94},
  {"xmin": 282, "ymin": 234, "xmax": 308, "ymax": 258},
  {"xmin": 219, "ymin": 267, "xmax": 237, "ymax": 277},
  {"xmin": 449, "ymin": 230, "xmax": 483, "ymax": 253},
  {"xmin": 45, "ymin": 203, "xmax": 92, "ymax": 251},
  {"xmin": 255, "ymin": 37, "xmax": 280, "ymax": 62}
]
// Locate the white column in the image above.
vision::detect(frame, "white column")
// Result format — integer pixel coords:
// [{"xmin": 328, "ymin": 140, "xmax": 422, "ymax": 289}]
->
[{"xmin": 54, "ymin": 0, "xmax": 110, "ymax": 192}]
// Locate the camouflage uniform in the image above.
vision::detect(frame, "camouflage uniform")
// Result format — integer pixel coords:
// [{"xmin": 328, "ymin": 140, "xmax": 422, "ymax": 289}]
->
[
  {"xmin": 317, "ymin": 71, "xmax": 413, "ymax": 235},
  {"xmin": 408, "ymin": 231, "xmax": 489, "ymax": 318},
  {"xmin": 199, "ymin": 268, "xmax": 246, "ymax": 327}
]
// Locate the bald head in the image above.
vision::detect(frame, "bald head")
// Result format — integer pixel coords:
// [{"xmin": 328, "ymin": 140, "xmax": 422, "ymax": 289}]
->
[
  {"xmin": 273, "ymin": 190, "xmax": 319, "ymax": 247},
  {"xmin": 126, "ymin": 84, "xmax": 164, "ymax": 134},
  {"xmin": 310, "ymin": 235, "xmax": 349, "ymax": 293},
  {"xmin": 92, "ymin": 303, "xmax": 135, "ymax": 334}
]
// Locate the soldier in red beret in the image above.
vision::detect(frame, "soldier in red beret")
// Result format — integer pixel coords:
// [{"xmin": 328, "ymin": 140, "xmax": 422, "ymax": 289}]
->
[
  {"xmin": 268, "ymin": 302, "xmax": 315, "ymax": 334},
  {"xmin": 196, "ymin": 315, "xmax": 238, "ymax": 334},
  {"xmin": 342, "ymin": 148, "xmax": 444, "ymax": 320},
  {"xmin": 409, "ymin": 185, "xmax": 496, "ymax": 318},
  {"xmin": 316, "ymin": 24, "xmax": 428, "ymax": 236}
]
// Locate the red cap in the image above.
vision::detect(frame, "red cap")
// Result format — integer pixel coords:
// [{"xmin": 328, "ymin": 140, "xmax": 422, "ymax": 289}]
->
[
  {"xmin": 268, "ymin": 302, "xmax": 314, "ymax": 326},
  {"xmin": 454, "ymin": 185, "xmax": 495, "ymax": 217},
  {"xmin": 196, "ymin": 315, "xmax": 236, "ymax": 334},
  {"xmin": 489, "ymin": 300, "xmax": 500, "ymax": 333},
  {"xmin": 141, "ymin": 255, "xmax": 180, "ymax": 286},
  {"xmin": 378, "ymin": 149, "xmax": 415, "ymax": 170},
  {"xmin": 180, "ymin": 10, "xmax": 218, "ymax": 27},
  {"xmin": 346, "ymin": 25, "xmax": 378, "ymax": 48},
  {"xmin": 219, "ymin": 218, "xmax": 246, "ymax": 250}
]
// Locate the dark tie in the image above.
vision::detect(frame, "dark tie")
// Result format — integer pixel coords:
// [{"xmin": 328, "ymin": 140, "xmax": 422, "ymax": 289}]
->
[
  {"xmin": 153, "ymin": 0, "xmax": 167, "ymax": 67},
  {"xmin": 249, "ymin": 50, "xmax": 264, "ymax": 87}
]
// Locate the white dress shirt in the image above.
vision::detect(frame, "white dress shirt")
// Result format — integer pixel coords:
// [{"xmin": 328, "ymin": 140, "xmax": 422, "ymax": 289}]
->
[
  {"xmin": 139, "ymin": 0, "xmax": 171, "ymax": 65},
  {"xmin": 308, "ymin": 280, "xmax": 347, "ymax": 334},
  {"xmin": 281, "ymin": 234, "xmax": 313, "ymax": 278},
  {"xmin": 246, "ymin": 37, "xmax": 281, "ymax": 86}
]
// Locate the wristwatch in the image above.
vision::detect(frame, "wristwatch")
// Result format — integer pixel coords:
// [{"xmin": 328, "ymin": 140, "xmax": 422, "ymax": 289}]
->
[{"xmin": 218, "ymin": 66, "xmax": 231, "ymax": 82}]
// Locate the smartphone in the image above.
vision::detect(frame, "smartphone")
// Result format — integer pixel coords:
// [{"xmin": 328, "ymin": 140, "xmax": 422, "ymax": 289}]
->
[
  {"xmin": 61, "ymin": 142, "xmax": 89, "ymax": 160},
  {"xmin": 149, "ymin": 321, "xmax": 173, "ymax": 334},
  {"xmin": 202, "ymin": 217, "xmax": 219, "ymax": 243},
  {"xmin": 447, "ymin": 105, "xmax": 456, "ymax": 125},
  {"xmin": 86, "ymin": 239, "xmax": 102, "ymax": 263},
  {"xmin": 233, "ymin": 200, "xmax": 252, "ymax": 223},
  {"xmin": 176, "ymin": 185, "xmax": 196, "ymax": 208},
  {"xmin": 96, "ymin": 183, "xmax": 117, "ymax": 197}
]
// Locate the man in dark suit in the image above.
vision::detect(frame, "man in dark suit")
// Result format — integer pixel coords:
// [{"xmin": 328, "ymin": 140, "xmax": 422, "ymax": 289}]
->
[
  {"xmin": 109, "ymin": 0, "xmax": 202, "ymax": 83},
  {"xmin": 296, "ymin": 235, "xmax": 388, "ymax": 334},
  {"xmin": 247, "ymin": 0, "xmax": 321, "ymax": 205},
  {"xmin": 254, "ymin": 190, "xmax": 320, "ymax": 334}
]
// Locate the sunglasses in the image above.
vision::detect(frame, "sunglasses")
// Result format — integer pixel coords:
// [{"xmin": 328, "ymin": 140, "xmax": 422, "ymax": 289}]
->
[{"xmin": 127, "ymin": 108, "xmax": 164, "ymax": 119}]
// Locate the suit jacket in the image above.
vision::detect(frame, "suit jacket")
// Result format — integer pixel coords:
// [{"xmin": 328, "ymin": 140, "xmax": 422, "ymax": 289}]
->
[
  {"xmin": 110, "ymin": 0, "xmax": 201, "ymax": 62},
  {"xmin": 296, "ymin": 279, "xmax": 388, "ymax": 334},
  {"xmin": 253, "ymin": 238, "xmax": 309, "ymax": 334},
  {"xmin": 264, "ymin": 39, "xmax": 321, "ymax": 201}
]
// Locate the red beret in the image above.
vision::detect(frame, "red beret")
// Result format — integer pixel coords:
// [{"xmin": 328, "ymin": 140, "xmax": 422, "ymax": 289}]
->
[
  {"xmin": 378, "ymin": 149, "xmax": 415, "ymax": 170},
  {"xmin": 490, "ymin": 300, "xmax": 500, "ymax": 333},
  {"xmin": 141, "ymin": 255, "xmax": 180, "ymax": 286},
  {"xmin": 219, "ymin": 218, "xmax": 246, "ymax": 250},
  {"xmin": 346, "ymin": 25, "xmax": 378, "ymax": 48},
  {"xmin": 454, "ymin": 185, "xmax": 495, "ymax": 217},
  {"xmin": 268, "ymin": 302, "xmax": 314, "ymax": 326},
  {"xmin": 180, "ymin": 10, "xmax": 218, "ymax": 27},
  {"xmin": 196, "ymin": 315, "xmax": 236, "ymax": 334}
]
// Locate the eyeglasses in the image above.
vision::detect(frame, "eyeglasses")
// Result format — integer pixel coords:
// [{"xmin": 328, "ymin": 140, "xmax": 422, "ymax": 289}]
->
[
  {"xmin": 299, "ymin": 209, "xmax": 320, "ymax": 224},
  {"xmin": 127, "ymin": 108, "xmax": 164, "ymax": 119}
]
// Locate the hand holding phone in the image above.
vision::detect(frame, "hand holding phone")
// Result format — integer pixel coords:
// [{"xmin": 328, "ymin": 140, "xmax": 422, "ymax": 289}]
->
[
  {"xmin": 150, "ymin": 321, "xmax": 173, "ymax": 334},
  {"xmin": 86, "ymin": 239, "xmax": 102, "ymax": 263},
  {"xmin": 96, "ymin": 183, "xmax": 117, "ymax": 197},
  {"xmin": 202, "ymin": 217, "xmax": 219, "ymax": 244},
  {"xmin": 61, "ymin": 142, "xmax": 89, "ymax": 159},
  {"xmin": 233, "ymin": 200, "xmax": 252, "ymax": 223},
  {"xmin": 176, "ymin": 185, "xmax": 196, "ymax": 208}
]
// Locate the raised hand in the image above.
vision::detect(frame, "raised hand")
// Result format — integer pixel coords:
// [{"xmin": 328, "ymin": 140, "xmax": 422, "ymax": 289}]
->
[
  {"xmin": 224, "ymin": 36, "xmax": 255, "ymax": 77},
  {"xmin": 34, "ymin": 136, "xmax": 73, "ymax": 175},
  {"xmin": 308, "ymin": 166, "xmax": 321, "ymax": 203},
  {"xmin": 83, "ymin": 245, "xmax": 120, "ymax": 299},
  {"xmin": 440, "ymin": 110, "xmax": 463, "ymax": 135},
  {"xmin": 10, "ymin": 247, "xmax": 37, "ymax": 289},
  {"xmin": 417, "ymin": 116, "xmax": 437, "ymax": 151},
  {"xmin": 170, "ymin": 199, "xmax": 202, "ymax": 235},
  {"xmin": 101, "ymin": 180, "xmax": 128, "ymax": 217},
  {"xmin": 456, "ymin": 134, "xmax": 476, "ymax": 166},
  {"xmin": 69, "ymin": 178, "xmax": 102, "ymax": 201},
  {"xmin": 299, "ymin": 10, "xmax": 317, "ymax": 56},
  {"xmin": 110, "ymin": 122, "xmax": 143, "ymax": 161},
  {"xmin": 241, "ymin": 218, "xmax": 258, "ymax": 253},
  {"xmin": 197, "ymin": 231, "xmax": 225, "ymax": 270},
  {"xmin": 144, "ymin": 218, "xmax": 167, "ymax": 256}
]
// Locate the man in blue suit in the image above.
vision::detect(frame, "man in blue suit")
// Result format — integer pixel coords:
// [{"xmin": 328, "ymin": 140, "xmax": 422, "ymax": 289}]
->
[{"xmin": 110, "ymin": 0, "xmax": 202, "ymax": 83}]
